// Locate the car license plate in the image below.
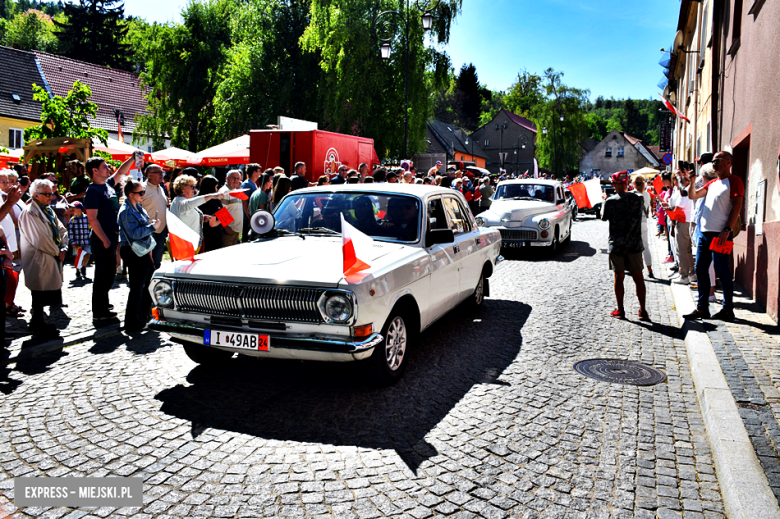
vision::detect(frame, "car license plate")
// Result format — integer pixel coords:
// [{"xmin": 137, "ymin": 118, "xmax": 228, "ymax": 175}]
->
[
  {"xmin": 506, "ymin": 242, "xmax": 526, "ymax": 248},
  {"xmin": 204, "ymin": 330, "xmax": 269, "ymax": 351}
]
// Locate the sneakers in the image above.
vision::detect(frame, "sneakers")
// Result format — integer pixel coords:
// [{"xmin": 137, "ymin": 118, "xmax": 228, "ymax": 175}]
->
[
  {"xmin": 683, "ymin": 309, "xmax": 711, "ymax": 320},
  {"xmin": 93, "ymin": 311, "xmax": 118, "ymax": 321},
  {"xmin": 712, "ymin": 308, "xmax": 735, "ymax": 322},
  {"xmin": 610, "ymin": 309, "xmax": 626, "ymax": 319},
  {"xmin": 663, "ymin": 256, "xmax": 675, "ymax": 264},
  {"xmin": 74, "ymin": 270, "xmax": 82, "ymax": 280},
  {"xmin": 638, "ymin": 310, "xmax": 651, "ymax": 322},
  {"xmin": 673, "ymin": 276, "xmax": 690, "ymax": 285},
  {"xmin": 688, "ymin": 274, "xmax": 697, "ymax": 283}
]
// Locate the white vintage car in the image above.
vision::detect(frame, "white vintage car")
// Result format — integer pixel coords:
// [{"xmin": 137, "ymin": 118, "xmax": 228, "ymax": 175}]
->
[
  {"xmin": 148, "ymin": 184, "xmax": 501, "ymax": 385},
  {"xmin": 475, "ymin": 179, "xmax": 573, "ymax": 252}
]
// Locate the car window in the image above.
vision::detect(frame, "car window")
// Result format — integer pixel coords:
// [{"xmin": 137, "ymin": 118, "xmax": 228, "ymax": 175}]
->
[
  {"xmin": 442, "ymin": 196, "xmax": 472, "ymax": 235},
  {"xmin": 495, "ymin": 184, "xmax": 555, "ymax": 202},
  {"xmin": 273, "ymin": 191, "xmax": 420, "ymax": 243},
  {"xmin": 427, "ymin": 197, "xmax": 449, "ymax": 231}
]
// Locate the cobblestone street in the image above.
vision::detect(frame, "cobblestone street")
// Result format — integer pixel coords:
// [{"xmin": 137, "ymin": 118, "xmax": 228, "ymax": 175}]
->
[{"xmin": 0, "ymin": 218, "xmax": 726, "ymax": 518}]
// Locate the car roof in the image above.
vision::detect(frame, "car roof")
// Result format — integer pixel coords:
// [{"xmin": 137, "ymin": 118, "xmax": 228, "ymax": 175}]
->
[
  {"xmin": 293, "ymin": 183, "xmax": 453, "ymax": 199},
  {"xmin": 497, "ymin": 179, "xmax": 562, "ymax": 187}
]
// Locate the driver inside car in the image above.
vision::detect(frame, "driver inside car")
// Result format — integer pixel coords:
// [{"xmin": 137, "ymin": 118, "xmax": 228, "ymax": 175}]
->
[
  {"xmin": 352, "ymin": 196, "xmax": 382, "ymax": 236},
  {"xmin": 315, "ymin": 198, "xmax": 353, "ymax": 231},
  {"xmin": 381, "ymin": 198, "xmax": 419, "ymax": 241}
]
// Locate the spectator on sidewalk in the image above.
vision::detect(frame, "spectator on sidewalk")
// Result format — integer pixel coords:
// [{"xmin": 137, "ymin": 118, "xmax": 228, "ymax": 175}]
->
[
  {"xmin": 249, "ymin": 172, "xmax": 274, "ymax": 216},
  {"xmin": 84, "ymin": 156, "xmax": 134, "ymax": 322},
  {"xmin": 270, "ymin": 176, "xmax": 292, "ymax": 212},
  {"xmin": 600, "ymin": 171, "xmax": 649, "ymax": 321},
  {"xmin": 358, "ymin": 163, "xmax": 369, "ymax": 183},
  {"xmin": 331, "ymin": 165, "xmax": 348, "ymax": 185},
  {"xmin": 218, "ymin": 170, "xmax": 244, "ymax": 247},
  {"xmin": 684, "ymin": 151, "xmax": 744, "ymax": 322},
  {"xmin": 198, "ymin": 176, "xmax": 225, "ymax": 253},
  {"xmin": 68, "ymin": 202, "xmax": 91, "ymax": 280},
  {"xmin": 240, "ymin": 164, "xmax": 262, "ymax": 242},
  {"xmin": 19, "ymin": 179, "xmax": 68, "ymax": 338},
  {"xmin": 170, "ymin": 174, "xmax": 223, "ymax": 252},
  {"xmin": 290, "ymin": 162, "xmax": 310, "ymax": 191},
  {"xmin": 692, "ymin": 160, "xmax": 718, "ymax": 303},
  {"xmin": 632, "ymin": 175, "xmax": 654, "ymax": 278},
  {"xmin": 479, "ymin": 178, "xmax": 494, "ymax": 211},
  {"xmin": 117, "ymin": 179, "xmax": 158, "ymax": 333},
  {"xmin": 664, "ymin": 173, "xmax": 695, "ymax": 284},
  {"xmin": 141, "ymin": 165, "xmax": 169, "ymax": 270},
  {"xmin": 66, "ymin": 161, "xmax": 89, "ymax": 202}
]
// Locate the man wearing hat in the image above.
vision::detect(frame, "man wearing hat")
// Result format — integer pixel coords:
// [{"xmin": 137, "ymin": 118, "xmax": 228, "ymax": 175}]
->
[
  {"xmin": 601, "ymin": 171, "xmax": 649, "ymax": 321},
  {"xmin": 331, "ymin": 164, "xmax": 349, "ymax": 185}
]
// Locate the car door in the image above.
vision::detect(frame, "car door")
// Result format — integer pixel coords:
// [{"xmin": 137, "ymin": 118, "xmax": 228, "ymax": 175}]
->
[
  {"xmin": 442, "ymin": 195, "xmax": 484, "ymax": 302},
  {"xmin": 425, "ymin": 196, "xmax": 461, "ymax": 321}
]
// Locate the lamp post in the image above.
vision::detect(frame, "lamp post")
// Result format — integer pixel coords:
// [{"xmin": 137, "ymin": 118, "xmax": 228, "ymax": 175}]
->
[
  {"xmin": 514, "ymin": 134, "xmax": 528, "ymax": 175},
  {"xmin": 373, "ymin": 0, "xmax": 440, "ymax": 160}
]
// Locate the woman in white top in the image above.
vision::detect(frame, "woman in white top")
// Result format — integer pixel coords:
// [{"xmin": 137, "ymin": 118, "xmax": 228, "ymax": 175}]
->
[
  {"xmin": 169, "ymin": 174, "xmax": 223, "ymax": 250},
  {"xmin": 633, "ymin": 175, "xmax": 654, "ymax": 278}
]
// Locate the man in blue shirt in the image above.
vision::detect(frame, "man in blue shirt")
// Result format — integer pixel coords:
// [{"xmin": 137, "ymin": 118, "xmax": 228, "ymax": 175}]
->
[
  {"xmin": 240, "ymin": 163, "xmax": 262, "ymax": 242},
  {"xmin": 84, "ymin": 156, "xmax": 134, "ymax": 321}
]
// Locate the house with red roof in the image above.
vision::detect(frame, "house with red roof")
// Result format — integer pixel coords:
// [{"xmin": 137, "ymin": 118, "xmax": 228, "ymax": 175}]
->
[
  {"xmin": 579, "ymin": 130, "xmax": 661, "ymax": 179},
  {"xmin": 471, "ymin": 109, "xmax": 537, "ymax": 175}
]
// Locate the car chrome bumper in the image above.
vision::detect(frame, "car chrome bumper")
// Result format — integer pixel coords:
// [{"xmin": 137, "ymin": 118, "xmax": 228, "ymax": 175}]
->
[{"xmin": 148, "ymin": 318, "xmax": 383, "ymax": 362}]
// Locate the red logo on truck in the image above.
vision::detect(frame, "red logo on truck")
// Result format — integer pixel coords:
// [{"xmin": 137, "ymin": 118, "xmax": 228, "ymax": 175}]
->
[{"xmin": 324, "ymin": 148, "xmax": 341, "ymax": 175}]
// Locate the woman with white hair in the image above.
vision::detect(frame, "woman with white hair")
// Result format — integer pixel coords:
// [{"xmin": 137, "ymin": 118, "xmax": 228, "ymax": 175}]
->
[
  {"xmin": 18, "ymin": 178, "xmax": 68, "ymax": 337},
  {"xmin": 170, "ymin": 174, "xmax": 223, "ymax": 251}
]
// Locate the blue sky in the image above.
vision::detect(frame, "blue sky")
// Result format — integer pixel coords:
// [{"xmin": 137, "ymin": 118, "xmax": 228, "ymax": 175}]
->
[{"xmin": 123, "ymin": 0, "xmax": 680, "ymax": 101}]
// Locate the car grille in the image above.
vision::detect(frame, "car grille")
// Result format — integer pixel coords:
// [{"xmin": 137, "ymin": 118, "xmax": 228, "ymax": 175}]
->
[
  {"xmin": 173, "ymin": 280, "xmax": 323, "ymax": 323},
  {"xmin": 500, "ymin": 229, "xmax": 537, "ymax": 241}
]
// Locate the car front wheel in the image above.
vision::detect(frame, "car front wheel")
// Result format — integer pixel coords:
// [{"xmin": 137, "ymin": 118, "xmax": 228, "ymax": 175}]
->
[
  {"xmin": 362, "ymin": 312, "xmax": 410, "ymax": 385},
  {"xmin": 471, "ymin": 272, "xmax": 485, "ymax": 309}
]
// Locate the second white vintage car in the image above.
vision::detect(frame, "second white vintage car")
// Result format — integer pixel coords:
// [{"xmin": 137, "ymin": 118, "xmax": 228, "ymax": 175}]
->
[
  {"xmin": 149, "ymin": 184, "xmax": 501, "ymax": 385},
  {"xmin": 475, "ymin": 179, "xmax": 573, "ymax": 252}
]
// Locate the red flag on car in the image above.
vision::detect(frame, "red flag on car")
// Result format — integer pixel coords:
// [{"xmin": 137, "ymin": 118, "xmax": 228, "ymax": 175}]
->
[{"xmin": 341, "ymin": 214, "xmax": 372, "ymax": 276}]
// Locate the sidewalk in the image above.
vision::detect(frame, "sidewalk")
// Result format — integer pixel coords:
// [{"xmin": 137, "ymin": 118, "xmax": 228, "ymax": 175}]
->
[
  {"xmin": 5, "ymin": 262, "xmax": 129, "ymax": 360},
  {"xmin": 655, "ymin": 229, "xmax": 780, "ymax": 518}
]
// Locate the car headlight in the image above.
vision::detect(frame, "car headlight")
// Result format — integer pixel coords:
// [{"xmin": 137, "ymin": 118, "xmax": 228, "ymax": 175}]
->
[
  {"xmin": 475, "ymin": 216, "xmax": 486, "ymax": 227},
  {"xmin": 153, "ymin": 280, "xmax": 174, "ymax": 308},
  {"xmin": 538, "ymin": 218, "xmax": 551, "ymax": 230},
  {"xmin": 318, "ymin": 292, "xmax": 354, "ymax": 323}
]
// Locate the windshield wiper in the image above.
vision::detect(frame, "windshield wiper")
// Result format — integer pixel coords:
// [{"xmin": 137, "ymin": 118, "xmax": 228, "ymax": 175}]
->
[
  {"xmin": 256, "ymin": 228, "xmax": 305, "ymax": 240},
  {"xmin": 510, "ymin": 196, "xmax": 539, "ymax": 201},
  {"xmin": 297, "ymin": 227, "xmax": 341, "ymax": 235}
]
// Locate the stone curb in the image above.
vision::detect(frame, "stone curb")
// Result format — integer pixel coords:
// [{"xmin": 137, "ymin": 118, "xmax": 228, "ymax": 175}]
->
[
  {"xmin": 7, "ymin": 325, "xmax": 123, "ymax": 363},
  {"xmin": 668, "ymin": 280, "xmax": 780, "ymax": 518}
]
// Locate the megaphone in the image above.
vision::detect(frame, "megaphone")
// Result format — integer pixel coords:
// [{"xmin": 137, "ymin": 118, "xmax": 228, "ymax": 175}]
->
[{"xmin": 250, "ymin": 210, "xmax": 275, "ymax": 236}]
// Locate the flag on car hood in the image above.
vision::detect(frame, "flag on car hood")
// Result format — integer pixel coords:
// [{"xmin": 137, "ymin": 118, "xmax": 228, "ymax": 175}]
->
[
  {"xmin": 167, "ymin": 209, "xmax": 200, "ymax": 261},
  {"xmin": 341, "ymin": 214, "xmax": 372, "ymax": 276}
]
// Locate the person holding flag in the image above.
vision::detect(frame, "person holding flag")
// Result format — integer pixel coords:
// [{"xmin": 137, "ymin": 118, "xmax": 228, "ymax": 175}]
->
[
  {"xmin": 218, "ymin": 170, "xmax": 245, "ymax": 247},
  {"xmin": 170, "ymin": 174, "xmax": 224, "ymax": 253}
]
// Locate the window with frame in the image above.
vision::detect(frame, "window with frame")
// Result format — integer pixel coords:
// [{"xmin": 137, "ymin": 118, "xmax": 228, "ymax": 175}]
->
[
  {"xmin": 442, "ymin": 196, "xmax": 472, "ymax": 234},
  {"xmin": 8, "ymin": 128, "xmax": 23, "ymax": 149},
  {"xmin": 617, "ymin": 147, "xmax": 624, "ymax": 157},
  {"xmin": 605, "ymin": 147, "xmax": 612, "ymax": 157},
  {"xmin": 484, "ymin": 139, "xmax": 489, "ymax": 146},
  {"xmin": 427, "ymin": 197, "xmax": 450, "ymax": 231}
]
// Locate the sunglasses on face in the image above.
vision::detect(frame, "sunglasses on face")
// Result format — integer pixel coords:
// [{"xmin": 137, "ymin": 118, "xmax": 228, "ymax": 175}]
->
[
  {"xmin": 712, "ymin": 158, "xmax": 727, "ymax": 164},
  {"xmin": 38, "ymin": 192, "xmax": 55, "ymax": 197},
  {"xmin": 133, "ymin": 190, "xmax": 146, "ymax": 196}
]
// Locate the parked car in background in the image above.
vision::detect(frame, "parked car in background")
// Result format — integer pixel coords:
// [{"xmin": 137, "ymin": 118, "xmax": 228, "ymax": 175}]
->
[
  {"xmin": 578, "ymin": 182, "xmax": 614, "ymax": 217},
  {"xmin": 474, "ymin": 179, "xmax": 573, "ymax": 253},
  {"xmin": 149, "ymin": 184, "xmax": 502, "ymax": 385}
]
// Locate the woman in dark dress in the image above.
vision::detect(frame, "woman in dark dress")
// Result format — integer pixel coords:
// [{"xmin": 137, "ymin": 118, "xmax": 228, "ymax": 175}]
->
[{"xmin": 198, "ymin": 176, "xmax": 224, "ymax": 252}]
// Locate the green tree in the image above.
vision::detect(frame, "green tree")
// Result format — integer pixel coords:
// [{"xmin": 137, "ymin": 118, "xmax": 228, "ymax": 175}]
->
[
  {"xmin": 301, "ymin": 0, "xmax": 462, "ymax": 159},
  {"xmin": 3, "ymin": 9, "xmax": 59, "ymax": 52},
  {"xmin": 134, "ymin": 0, "xmax": 233, "ymax": 151},
  {"xmin": 55, "ymin": 0, "xmax": 131, "ymax": 69},
  {"xmin": 478, "ymin": 89, "xmax": 506, "ymax": 127},
  {"xmin": 584, "ymin": 112, "xmax": 607, "ymax": 141},
  {"xmin": 504, "ymin": 69, "xmax": 544, "ymax": 118},
  {"xmin": 24, "ymin": 80, "xmax": 108, "ymax": 143},
  {"xmin": 453, "ymin": 63, "xmax": 488, "ymax": 131}
]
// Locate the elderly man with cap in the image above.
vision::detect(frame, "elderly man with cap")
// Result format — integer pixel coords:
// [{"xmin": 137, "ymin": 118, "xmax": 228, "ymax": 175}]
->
[{"xmin": 600, "ymin": 171, "xmax": 649, "ymax": 321}]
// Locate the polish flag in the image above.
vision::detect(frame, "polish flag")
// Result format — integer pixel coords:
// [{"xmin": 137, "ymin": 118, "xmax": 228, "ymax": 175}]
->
[
  {"xmin": 167, "ymin": 210, "xmax": 200, "ymax": 261},
  {"xmin": 566, "ymin": 178, "xmax": 603, "ymax": 209},
  {"xmin": 658, "ymin": 93, "xmax": 690, "ymax": 122},
  {"xmin": 228, "ymin": 189, "xmax": 249, "ymax": 200},
  {"xmin": 341, "ymin": 214, "xmax": 372, "ymax": 276},
  {"xmin": 74, "ymin": 246, "xmax": 88, "ymax": 268}
]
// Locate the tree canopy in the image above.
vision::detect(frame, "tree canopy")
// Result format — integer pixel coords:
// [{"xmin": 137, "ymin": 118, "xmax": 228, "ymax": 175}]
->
[{"xmin": 55, "ymin": 0, "xmax": 131, "ymax": 70}]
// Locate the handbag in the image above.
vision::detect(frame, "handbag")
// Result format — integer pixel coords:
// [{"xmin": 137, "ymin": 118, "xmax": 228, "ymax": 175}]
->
[{"xmin": 131, "ymin": 234, "xmax": 156, "ymax": 257}]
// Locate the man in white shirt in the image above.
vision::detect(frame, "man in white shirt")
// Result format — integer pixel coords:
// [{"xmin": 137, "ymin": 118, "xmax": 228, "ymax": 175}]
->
[
  {"xmin": 664, "ymin": 173, "xmax": 695, "ymax": 284},
  {"xmin": 218, "ymin": 170, "xmax": 244, "ymax": 247},
  {"xmin": 142, "ymin": 165, "xmax": 169, "ymax": 270}
]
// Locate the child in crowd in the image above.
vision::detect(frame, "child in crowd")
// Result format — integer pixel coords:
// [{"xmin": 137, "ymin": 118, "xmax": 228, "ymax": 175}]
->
[{"xmin": 68, "ymin": 201, "xmax": 91, "ymax": 280}]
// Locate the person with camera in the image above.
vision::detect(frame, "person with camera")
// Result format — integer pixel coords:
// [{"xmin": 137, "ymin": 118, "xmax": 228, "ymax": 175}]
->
[{"xmin": 683, "ymin": 151, "xmax": 743, "ymax": 321}]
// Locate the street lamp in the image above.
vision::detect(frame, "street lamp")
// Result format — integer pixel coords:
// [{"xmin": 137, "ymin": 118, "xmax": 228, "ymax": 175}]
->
[
  {"xmin": 542, "ymin": 127, "xmax": 548, "ymax": 135},
  {"xmin": 373, "ymin": 0, "xmax": 441, "ymax": 160}
]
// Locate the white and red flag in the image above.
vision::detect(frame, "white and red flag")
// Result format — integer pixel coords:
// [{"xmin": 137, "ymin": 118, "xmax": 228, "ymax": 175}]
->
[
  {"xmin": 658, "ymin": 93, "xmax": 690, "ymax": 122},
  {"xmin": 566, "ymin": 178, "xmax": 604, "ymax": 209},
  {"xmin": 167, "ymin": 209, "xmax": 200, "ymax": 261},
  {"xmin": 341, "ymin": 213, "xmax": 372, "ymax": 276},
  {"xmin": 73, "ymin": 246, "xmax": 88, "ymax": 268}
]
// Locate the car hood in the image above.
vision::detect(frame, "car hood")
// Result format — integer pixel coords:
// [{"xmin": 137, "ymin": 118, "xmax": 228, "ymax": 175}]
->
[
  {"xmin": 484, "ymin": 199, "xmax": 558, "ymax": 221},
  {"xmin": 156, "ymin": 236, "xmax": 410, "ymax": 287}
]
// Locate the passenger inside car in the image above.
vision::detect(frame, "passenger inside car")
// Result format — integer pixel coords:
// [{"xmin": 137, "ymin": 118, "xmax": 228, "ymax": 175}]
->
[
  {"xmin": 352, "ymin": 196, "xmax": 382, "ymax": 236},
  {"xmin": 381, "ymin": 198, "xmax": 419, "ymax": 241}
]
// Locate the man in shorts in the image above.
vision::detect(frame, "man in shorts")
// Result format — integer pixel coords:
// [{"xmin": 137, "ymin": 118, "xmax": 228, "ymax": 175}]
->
[{"xmin": 601, "ymin": 171, "xmax": 649, "ymax": 321}]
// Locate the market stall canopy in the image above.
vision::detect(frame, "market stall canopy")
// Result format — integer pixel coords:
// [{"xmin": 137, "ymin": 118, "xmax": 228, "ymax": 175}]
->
[
  {"xmin": 151, "ymin": 147, "xmax": 199, "ymax": 168},
  {"xmin": 195, "ymin": 135, "xmax": 249, "ymax": 166},
  {"xmin": 92, "ymin": 137, "xmax": 151, "ymax": 162}
]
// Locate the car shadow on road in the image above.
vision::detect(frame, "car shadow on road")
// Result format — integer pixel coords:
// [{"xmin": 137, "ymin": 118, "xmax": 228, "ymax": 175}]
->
[
  {"xmin": 155, "ymin": 298, "xmax": 531, "ymax": 474},
  {"xmin": 501, "ymin": 240, "xmax": 597, "ymax": 263}
]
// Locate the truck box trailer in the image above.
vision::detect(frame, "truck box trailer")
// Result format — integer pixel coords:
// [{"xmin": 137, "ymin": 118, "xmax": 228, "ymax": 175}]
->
[{"xmin": 249, "ymin": 130, "xmax": 381, "ymax": 183}]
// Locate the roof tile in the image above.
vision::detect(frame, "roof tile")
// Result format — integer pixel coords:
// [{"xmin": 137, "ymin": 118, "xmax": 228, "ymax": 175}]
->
[{"xmin": 0, "ymin": 46, "xmax": 46, "ymax": 122}]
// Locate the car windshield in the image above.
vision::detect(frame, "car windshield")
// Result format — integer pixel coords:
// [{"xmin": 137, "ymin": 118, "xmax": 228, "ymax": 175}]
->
[
  {"xmin": 273, "ymin": 191, "xmax": 421, "ymax": 243},
  {"xmin": 495, "ymin": 184, "xmax": 555, "ymax": 202}
]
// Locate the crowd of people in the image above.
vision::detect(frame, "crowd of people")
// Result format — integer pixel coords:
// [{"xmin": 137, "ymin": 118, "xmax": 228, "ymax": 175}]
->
[{"xmin": 600, "ymin": 151, "xmax": 743, "ymax": 322}]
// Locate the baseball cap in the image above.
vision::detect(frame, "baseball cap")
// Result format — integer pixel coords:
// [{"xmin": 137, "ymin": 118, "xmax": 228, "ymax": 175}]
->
[
  {"xmin": 611, "ymin": 171, "xmax": 629, "ymax": 184},
  {"xmin": 71, "ymin": 201, "xmax": 84, "ymax": 209},
  {"xmin": 695, "ymin": 152, "xmax": 713, "ymax": 165},
  {"xmin": 435, "ymin": 161, "xmax": 443, "ymax": 166}
]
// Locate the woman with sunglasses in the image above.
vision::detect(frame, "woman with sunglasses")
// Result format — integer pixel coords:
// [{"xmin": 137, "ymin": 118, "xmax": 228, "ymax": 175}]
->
[
  {"xmin": 170, "ymin": 174, "xmax": 224, "ymax": 244},
  {"xmin": 117, "ymin": 179, "xmax": 159, "ymax": 332}
]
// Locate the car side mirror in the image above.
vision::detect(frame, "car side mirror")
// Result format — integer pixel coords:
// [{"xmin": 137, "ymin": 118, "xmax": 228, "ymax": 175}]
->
[{"xmin": 426, "ymin": 228, "xmax": 455, "ymax": 247}]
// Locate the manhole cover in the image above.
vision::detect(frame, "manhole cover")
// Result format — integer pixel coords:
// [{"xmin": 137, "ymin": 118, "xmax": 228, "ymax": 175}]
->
[{"xmin": 573, "ymin": 359, "xmax": 667, "ymax": 386}]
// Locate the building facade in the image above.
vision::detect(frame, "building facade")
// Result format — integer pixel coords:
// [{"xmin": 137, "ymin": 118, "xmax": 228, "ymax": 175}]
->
[
  {"xmin": 0, "ymin": 47, "xmax": 46, "ymax": 151},
  {"xmin": 422, "ymin": 120, "xmax": 487, "ymax": 169},
  {"xmin": 579, "ymin": 131, "xmax": 661, "ymax": 179},
  {"xmin": 666, "ymin": 0, "xmax": 780, "ymax": 321},
  {"xmin": 471, "ymin": 109, "xmax": 537, "ymax": 175}
]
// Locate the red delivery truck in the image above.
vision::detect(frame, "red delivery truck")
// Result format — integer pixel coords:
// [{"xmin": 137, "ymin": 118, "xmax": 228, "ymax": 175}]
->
[{"xmin": 249, "ymin": 130, "xmax": 381, "ymax": 183}]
